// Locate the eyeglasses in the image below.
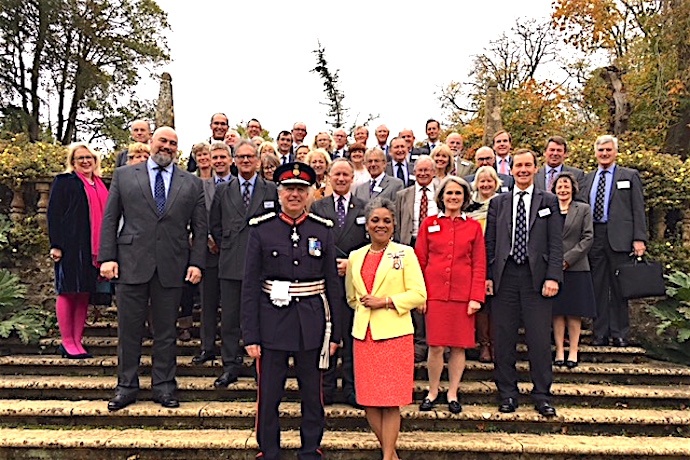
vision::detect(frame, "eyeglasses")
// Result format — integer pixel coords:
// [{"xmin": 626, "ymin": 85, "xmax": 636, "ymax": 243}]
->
[
  {"xmin": 236, "ymin": 155, "xmax": 256, "ymax": 161},
  {"xmin": 293, "ymin": 128, "xmax": 306, "ymax": 132},
  {"xmin": 74, "ymin": 156, "xmax": 94, "ymax": 162}
]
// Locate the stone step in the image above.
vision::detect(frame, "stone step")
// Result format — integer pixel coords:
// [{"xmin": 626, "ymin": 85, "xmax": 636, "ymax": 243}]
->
[
  {"xmin": 0, "ymin": 355, "xmax": 686, "ymax": 384},
  {"xmin": 0, "ymin": 335, "xmax": 648, "ymax": 364},
  {"xmin": 2, "ymin": 376, "xmax": 687, "ymax": 409},
  {"xmin": 1, "ymin": 427, "xmax": 689, "ymax": 459},
  {"xmin": 0, "ymin": 399, "xmax": 688, "ymax": 437}
]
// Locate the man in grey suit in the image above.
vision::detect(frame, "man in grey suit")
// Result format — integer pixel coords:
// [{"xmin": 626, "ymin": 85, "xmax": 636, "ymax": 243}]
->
[
  {"xmin": 446, "ymin": 132, "xmax": 474, "ymax": 177},
  {"xmin": 385, "ymin": 137, "xmax": 415, "ymax": 186},
  {"xmin": 535, "ymin": 136, "xmax": 585, "ymax": 192},
  {"xmin": 191, "ymin": 142, "xmax": 233, "ymax": 366},
  {"xmin": 311, "ymin": 158, "xmax": 368, "ymax": 407},
  {"xmin": 485, "ymin": 149, "xmax": 563, "ymax": 418},
  {"xmin": 393, "ymin": 155, "xmax": 438, "ymax": 363},
  {"xmin": 210, "ymin": 139, "xmax": 279, "ymax": 387},
  {"xmin": 353, "ymin": 148, "xmax": 404, "ymax": 202},
  {"xmin": 99, "ymin": 126, "xmax": 207, "ymax": 411},
  {"xmin": 580, "ymin": 135, "xmax": 647, "ymax": 347}
]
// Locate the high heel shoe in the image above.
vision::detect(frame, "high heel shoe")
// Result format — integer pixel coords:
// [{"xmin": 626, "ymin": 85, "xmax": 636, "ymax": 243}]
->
[{"xmin": 58, "ymin": 344, "xmax": 91, "ymax": 360}]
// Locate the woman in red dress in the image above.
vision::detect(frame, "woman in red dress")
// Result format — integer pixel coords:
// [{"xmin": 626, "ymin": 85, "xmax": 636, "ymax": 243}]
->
[
  {"xmin": 346, "ymin": 197, "xmax": 427, "ymax": 460},
  {"xmin": 415, "ymin": 176, "xmax": 486, "ymax": 414}
]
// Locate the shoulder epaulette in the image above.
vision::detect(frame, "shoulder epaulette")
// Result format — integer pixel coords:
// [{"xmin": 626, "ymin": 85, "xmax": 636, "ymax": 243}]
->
[
  {"xmin": 308, "ymin": 213, "xmax": 334, "ymax": 227},
  {"xmin": 249, "ymin": 212, "xmax": 276, "ymax": 226}
]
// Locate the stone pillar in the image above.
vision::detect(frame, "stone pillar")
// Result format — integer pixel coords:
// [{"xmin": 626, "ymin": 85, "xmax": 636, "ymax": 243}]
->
[
  {"xmin": 35, "ymin": 180, "xmax": 51, "ymax": 230},
  {"xmin": 155, "ymin": 72, "xmax": 175, "ymax": 129},
  {"xmin": 483, "ymin": 81, "xmax": 503, "ymax": 146}
]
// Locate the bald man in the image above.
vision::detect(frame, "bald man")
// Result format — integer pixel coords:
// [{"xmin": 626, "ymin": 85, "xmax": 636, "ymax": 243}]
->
[{"xmin": 116, "ymin": 119, "xmax": 152, "ymax": 167}]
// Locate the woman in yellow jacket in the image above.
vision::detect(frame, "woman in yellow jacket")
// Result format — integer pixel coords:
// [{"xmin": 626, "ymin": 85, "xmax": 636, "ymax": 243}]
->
[{"xmin": 346, "ymin": 197, "xmax": 427, "ymax": 460}]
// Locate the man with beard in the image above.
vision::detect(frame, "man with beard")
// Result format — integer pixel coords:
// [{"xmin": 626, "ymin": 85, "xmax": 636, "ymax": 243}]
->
[{"xmin": 99, "ymin": 126, "xmax": 207, "ymax": 411}]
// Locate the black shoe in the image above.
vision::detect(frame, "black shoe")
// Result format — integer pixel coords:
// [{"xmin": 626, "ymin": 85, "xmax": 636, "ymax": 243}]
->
[
  {"xmin": 191, "ymin": 350, "xmax": 216, "ymax": 365},
  {"xmin": 535, "ymin": 401, "xmax": 557, "ymax": 417},
  {"xmin": 345, "ymin": 393, "xmax": 363, "ymax": 409},
  {"xmin": 448, "ymin": 400, "xmax": 462, "ymax": 414},
  {"xmin": 612, "ymin": 337, "xmax": 629, "ymax": 347},
  {"xmin": 108, "ymin": 393, "xmax": 137, "ymax": 412},
  {"xmin": 57, "ymin": 344, "xmax": 91, "ymax": 360},
  {"xmin": 213, "ymin": 371, "xmax": 239, "ymax": 388},
  {"xmin": 419, "ymin": 397, "xmax": 437, "ymax": 411},
  {"xmin": 323, "ymin": 393, "xmax": 334, "ymax": 406},
  {"xmin": 553, "ymin": 359, "xmax": 565, "ymax": 367},
  {"xmin": 153, "ymin": 393, "xmax": 180, "ymax": 408},
  {"xmin": 566, "ymin": 359, "xmax": 579, "ymax": 369},
  {"xmin": 498, "ymin": 397, "xmax": 518, "ymax": 413},
  {"xmin": 591, "ymin": 336, "xmax": 609, "ymax": 346}
]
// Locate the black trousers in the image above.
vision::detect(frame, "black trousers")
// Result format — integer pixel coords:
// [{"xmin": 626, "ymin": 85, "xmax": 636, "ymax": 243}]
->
[
  {"xmin": 199, "ymin": 265, "xmax": 220, "ymax": 352},
  {"xmin": 256, "ymin": 348, "xmax": 324, "ymax": 460},
  {"xmin": 115, "ymin": 271, "xmax": 182, "ymax": 396},
  {"xmin": 589, "ymin": 224, "xmax": 630, "ymax": 339},
  {"xmin": 492, "ymin": 259, "xmax": 552, "ymax": 403},
  {"xmin": 323, "ymin": 302, "xmax": 355, "ymax": 398},
  {"xmin": 219, "ymin": 279, "xmax": 243, "ymax": 373}
]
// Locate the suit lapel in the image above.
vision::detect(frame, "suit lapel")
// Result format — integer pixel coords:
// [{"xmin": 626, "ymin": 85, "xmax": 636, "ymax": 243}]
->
[
  {"xmin": 563, "ymin": 201, "xmax": 577, "ymax": 239},
  {"xmin": 229, "ymin": 178, "xmax": 245, "ymax": 214},
  {"xmin": 135, "ymin": 165, "xmax": 159, "ymax": 215},
  {"xmin": 371, "ymin": 243, "xmax": 395, "ymax": 296},
  {"xmin": 529, "ymin": 189, "xmax": 542, "ymax": 231},
  {"xmin": 163, "ymin": 165, "xmax": 185, "ymax": 217},
  {"xmin": 247, "ymin": 178, "xmax": 266, "ymax": 217},
  {"xmin": 350, "ymin": 248, "xmax": 367, "ymax": 295},
  {"xmin": 609, "ymin": 166, "xmax": 621, "ymax": 203}
]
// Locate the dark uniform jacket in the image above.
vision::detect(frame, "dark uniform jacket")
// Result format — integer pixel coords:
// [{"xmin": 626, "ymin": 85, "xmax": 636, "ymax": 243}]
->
[{"xmin": 241, "ymin": 213, "xmax": 343, "ymax": 351}]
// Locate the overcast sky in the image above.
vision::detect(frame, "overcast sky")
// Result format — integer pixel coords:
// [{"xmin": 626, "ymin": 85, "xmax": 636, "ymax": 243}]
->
[{"xmin": 148, "ymin": 0, "xmax": 557, "ymax": 147}]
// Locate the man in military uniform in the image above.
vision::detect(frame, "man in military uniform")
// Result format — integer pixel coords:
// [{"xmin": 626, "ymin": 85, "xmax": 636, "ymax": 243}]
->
[{"xmin": 241, "ymin": 162, "xmax": 342, "ymax": 460}]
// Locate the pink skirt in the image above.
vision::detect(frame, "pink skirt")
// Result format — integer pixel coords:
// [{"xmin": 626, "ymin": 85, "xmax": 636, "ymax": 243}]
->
[{"xmin": 353, "ymin": 327, "xmax": 414, "ymax": 407}]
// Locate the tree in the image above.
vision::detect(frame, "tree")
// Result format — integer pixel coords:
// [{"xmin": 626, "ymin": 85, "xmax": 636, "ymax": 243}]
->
[
  {"xmin": 0, "ymin": 0, "xmax": 170, "ymax": 144},
  {"xmin": 311, "ymin": 41, "xmax": 348, "ymax": 129}
]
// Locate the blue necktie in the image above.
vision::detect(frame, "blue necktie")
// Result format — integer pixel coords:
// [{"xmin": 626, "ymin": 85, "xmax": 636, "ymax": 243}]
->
[
  {"xmin": 336, "ymin": 196, "xmax": 346, "ymax": 228},
  {"xmin": 513, "ymin": 191, "xmax": 527, "ymax": 264},
  {"xmin": 242, "ymin": 181, "xmax": 251, "ymax": 209},
  {"xmin": 154, "ymin": 167, "xmax": 166, "ymax": 215}
]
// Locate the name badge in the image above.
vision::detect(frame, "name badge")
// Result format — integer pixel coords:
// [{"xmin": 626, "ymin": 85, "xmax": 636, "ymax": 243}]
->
[
  {"xmin": 428, "ymin": 225, "xmax": 441, "ymax": 233},
  {"xmin": 408, "ymin": 174, "xmax": 415, "ymax": 181},
  {"xmin": 308, "ymin": 237, "xmax": 322, "ymax": 257},
  {"xmin": 264, "ymin": 201, "xmax": 274, "ymax": 209},
  {"xmin": 460, "ymin": 160, "xmax": 470, "ymax": 166},
  {"xmin": 356, "ymin": 216, "xmax": 366, "ymax": 225},
  {"xmin": 501, "ymin": 186, "xmax": 509, "ymax": 193},
  {"xmin": 538, "ymin": 208, "xmax": 551, "ymax": 217},
  {"xmin": 373, "ymin": 186, "xmax": 383, "ymax": 193},
  {"xmin": 410, "ymin": 154, "xmax": 419, "ymax": 160},
  {"xmin": 617, "ymin": 180, "xmax": 631, "ymax": 189}
]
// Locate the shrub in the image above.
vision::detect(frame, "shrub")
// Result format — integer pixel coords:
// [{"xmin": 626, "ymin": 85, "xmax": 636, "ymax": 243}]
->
[
  {"xmin": 0, "ymin": 268, "xmax": 54, "ymax": 344},
  {"xmin": 0, "ymin": 134, "xmax": 66, "ymax": 188},
  {"xmin": 645, "ymin": 271, "xmax": 690, "ymax": 361}
]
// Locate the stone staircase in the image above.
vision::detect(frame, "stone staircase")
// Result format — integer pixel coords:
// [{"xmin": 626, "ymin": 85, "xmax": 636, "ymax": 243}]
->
[{"xmin": 0, "ymin": 307, "xmax": 689, "ymax": 459}]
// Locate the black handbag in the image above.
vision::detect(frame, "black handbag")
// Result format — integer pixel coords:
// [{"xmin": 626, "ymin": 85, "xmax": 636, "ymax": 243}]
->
[{"xmin": 615, "ymin": 256, "xmax": 666, "ymax": 299}]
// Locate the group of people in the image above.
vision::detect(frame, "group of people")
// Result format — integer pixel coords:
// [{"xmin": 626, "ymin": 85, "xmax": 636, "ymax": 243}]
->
[{"xmin": 46, "ymin": 113, "xmax": 647, "ymax": 460}]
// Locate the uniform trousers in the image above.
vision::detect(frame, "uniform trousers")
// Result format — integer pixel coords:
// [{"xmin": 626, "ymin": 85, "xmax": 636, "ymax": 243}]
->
[
  {"xmin": 589, "ymin": 223, "xmax": 631, "ymax": 339},
  {"xmin": 115, "ymin": 270, "xmax": 182, "ymax": 397},
  {"xmin": 257, "ymin": 348, "xmax": 324, "ymax": 460},
  {"xmin": 323, "ymin": 301, "xmax": 355, "ymax": 399},
  {"xmin": 219, "ymin": 279, "xmax": 243, "ymax": 374},
  {"xmin": 199, "ymin": 265, "xmax": 220, "ymax": 352},
  {"xmin": 492, "ymin": 259, "xmax": 552, "ymax": 403}
]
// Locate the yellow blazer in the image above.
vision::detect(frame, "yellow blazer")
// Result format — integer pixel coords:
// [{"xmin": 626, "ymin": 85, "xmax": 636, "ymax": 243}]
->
[{"xmin": 346, "ymin": 241, "xmax": 427, "ymax": 341}]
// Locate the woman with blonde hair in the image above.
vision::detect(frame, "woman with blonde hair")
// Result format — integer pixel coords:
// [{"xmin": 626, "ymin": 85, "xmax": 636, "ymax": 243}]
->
[
  {"xmin": 126, "ymin": 142, "xmax": 150, "ymax": 165},
  {"xmin": 305, "ymin": 148, "xmax": 332, "ymax": 200},
  {"xmin": 431, "ymin": 144, "xmax": 454, "ymax": 187},
  {"xmin": 466, "ymin": 165, "xmax": 503, "ymax": 363},
  {"xmin": 48, "ymin": 143, "xmax": 109, "ymax": 358},
  {"xmin": 311, "ymin": 131, "xmax": 335, "ymax": 157},
  {"xmin": 191, "ymin": 142, "xmax": 213, "ymax": 180}
]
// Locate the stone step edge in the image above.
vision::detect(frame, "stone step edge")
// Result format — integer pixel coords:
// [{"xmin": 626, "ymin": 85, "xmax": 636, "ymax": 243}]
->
[
  {"xmin": 1, "ymin": 428, "xmax": 689, "ymax": 455},
  {"xmin": 0, "ymin": 399, "xmax": 688, "ymax": 425},
  {"xmin": 25, "ymin": 337, "xmax": 646, "ymax": 355},
  {"xmin": 0, "ymin": 355, "xmax": 684, "ymax": 375},
  {"xmin": 2, "ymin": 375, "xmax": 688, "ymax": 400}
]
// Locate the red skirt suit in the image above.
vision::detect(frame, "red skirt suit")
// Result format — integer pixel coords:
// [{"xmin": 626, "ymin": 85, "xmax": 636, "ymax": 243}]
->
[{"xmin": 414, "ymin": 213, "xmax": 486, "ymax": 348}]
